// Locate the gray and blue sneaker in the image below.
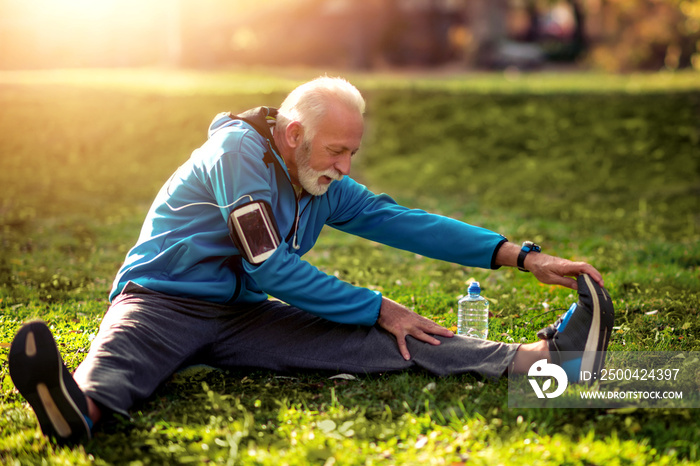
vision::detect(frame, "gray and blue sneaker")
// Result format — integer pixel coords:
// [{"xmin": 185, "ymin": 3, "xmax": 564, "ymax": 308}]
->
[
  {"xmin": 9, "ymin": 319, "xmax": 93, "ymax": 444},
  {"xmin": 537, "ymin": 274, "xmax": 615, "ymax": 383}
]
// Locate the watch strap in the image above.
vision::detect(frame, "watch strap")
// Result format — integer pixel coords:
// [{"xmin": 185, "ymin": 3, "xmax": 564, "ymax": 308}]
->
[{"xmin": 518, "ymin": 241, "xmax": 541, "ymax": 272}]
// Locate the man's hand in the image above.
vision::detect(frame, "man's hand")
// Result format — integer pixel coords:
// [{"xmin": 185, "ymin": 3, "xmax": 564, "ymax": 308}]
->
[
  {"xmin": 377, "ymin": 297, "xmax": 454, "ymax": 361},
  {"xmin": 524, "ymin": 252, "xmax": 604, "ymax": 290},
  {"xmin": 496, "ymin": 242, "xmax": 604, "ymax": 290},
  {"xmin": 525, "ymin": 249, "xmax": 604, "ymax": 290}
]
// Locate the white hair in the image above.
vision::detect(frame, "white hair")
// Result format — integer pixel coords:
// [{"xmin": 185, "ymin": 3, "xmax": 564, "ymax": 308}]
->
[{"xmin": 276, "ymin": 76, "xmax": 365, "ymax": 142}]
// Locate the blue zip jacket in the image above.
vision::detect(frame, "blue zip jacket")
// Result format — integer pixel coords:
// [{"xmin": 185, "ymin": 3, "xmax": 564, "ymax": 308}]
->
[{"xmin": 110, "ymin": 112, "xmax": 507, "ymax": 326}]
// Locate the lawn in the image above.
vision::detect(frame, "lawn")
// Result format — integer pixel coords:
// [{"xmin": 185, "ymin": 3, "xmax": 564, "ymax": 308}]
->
[{"xmin": 1, "ymin": 68, "xmax": 699, "ymax": 465}]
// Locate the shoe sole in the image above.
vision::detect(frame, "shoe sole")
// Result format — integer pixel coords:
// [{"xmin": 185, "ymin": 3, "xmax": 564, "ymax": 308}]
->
[
  {"xmin": 8, "ymin": 320, "xmax": 91, "ymax": 444},
  {"xmin": 578, "ymin": 274, "xmax": 615, "ymax": 375}
]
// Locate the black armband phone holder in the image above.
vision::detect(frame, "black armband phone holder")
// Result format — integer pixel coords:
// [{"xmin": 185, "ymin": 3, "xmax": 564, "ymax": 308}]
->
[{"xmin": 227, "ymin": 200, "xmax": 281, "ymax": 264}]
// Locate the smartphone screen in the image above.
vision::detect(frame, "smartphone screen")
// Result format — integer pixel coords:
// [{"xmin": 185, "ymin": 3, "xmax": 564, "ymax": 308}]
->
[{"xmin": 237, "ymin": 209, "xmax": 277, "ymax": 257}]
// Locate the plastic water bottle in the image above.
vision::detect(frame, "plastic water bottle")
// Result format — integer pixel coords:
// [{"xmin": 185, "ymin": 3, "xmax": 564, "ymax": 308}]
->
[{"xmin": 457, "ymin": 281, "xmax": 489, "ymax": 339}]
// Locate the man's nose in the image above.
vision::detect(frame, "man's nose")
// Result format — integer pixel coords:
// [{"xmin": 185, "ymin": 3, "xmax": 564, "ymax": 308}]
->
[{"xmin": 334, "ymin": 153, "xmax": 351, "ymax": 176}]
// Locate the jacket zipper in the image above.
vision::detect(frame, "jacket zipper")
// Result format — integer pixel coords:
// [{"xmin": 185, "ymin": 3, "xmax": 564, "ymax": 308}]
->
[{"xmin": 267, "ymin": 139, "xmax": 306, "ymax": 249}]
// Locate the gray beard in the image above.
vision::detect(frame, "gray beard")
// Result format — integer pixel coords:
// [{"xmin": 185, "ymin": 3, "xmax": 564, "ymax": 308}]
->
[{"xmin": 295, "ymin": 141, "xmax": 342, "ymax": 196}]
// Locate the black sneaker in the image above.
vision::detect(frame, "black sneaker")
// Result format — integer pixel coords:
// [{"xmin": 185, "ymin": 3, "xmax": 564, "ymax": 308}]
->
[
  {"xmin": 537, "ymin": 274, "xmax": 615, "ymax": 383},
  {"xmin": 9, "ymin": 319, "xmax": 92, "ymax": 444}
]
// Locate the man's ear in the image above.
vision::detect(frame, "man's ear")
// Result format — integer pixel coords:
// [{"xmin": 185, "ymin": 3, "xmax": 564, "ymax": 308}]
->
[{"xmin": 286, "ymin": 121, "xmax": 304, "ymax": 149}]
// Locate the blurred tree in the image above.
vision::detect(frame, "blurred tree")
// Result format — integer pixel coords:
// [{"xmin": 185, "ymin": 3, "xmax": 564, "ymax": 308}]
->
[
  {"xmin": 584, "ymin": 0, "xmax": 700, "ymax": 70},
  {"xmin": 465, "ymin": 0, "xmax": 510, "ymax": 68}
]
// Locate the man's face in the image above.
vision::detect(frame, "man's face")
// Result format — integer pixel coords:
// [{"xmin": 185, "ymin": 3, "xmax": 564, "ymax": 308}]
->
[{"xmin": 294, "ymin": 104, "xmax": 364, "ymax": 196}]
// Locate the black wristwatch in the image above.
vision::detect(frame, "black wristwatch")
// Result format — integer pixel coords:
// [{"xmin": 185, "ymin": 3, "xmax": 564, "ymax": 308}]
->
[{"xmin": 517, "ymin": 241, "xmax": 541, "ymax": 272}]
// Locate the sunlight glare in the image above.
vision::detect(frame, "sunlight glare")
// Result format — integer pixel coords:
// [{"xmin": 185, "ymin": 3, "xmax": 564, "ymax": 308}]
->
[{"xmin": 31, "ymin": 0, "xmax": 121, "ymax": 22}]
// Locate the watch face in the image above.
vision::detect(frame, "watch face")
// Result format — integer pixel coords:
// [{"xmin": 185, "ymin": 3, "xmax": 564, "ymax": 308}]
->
[{"xmin": 522, "ymin": 241, "xmax": 541, "ymax": 253}]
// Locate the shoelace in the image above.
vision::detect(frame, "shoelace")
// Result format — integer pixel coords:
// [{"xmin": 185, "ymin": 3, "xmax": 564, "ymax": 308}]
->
[{"xmin": 536, "ymin": 315, "xmax": 564, "ymax": 339}]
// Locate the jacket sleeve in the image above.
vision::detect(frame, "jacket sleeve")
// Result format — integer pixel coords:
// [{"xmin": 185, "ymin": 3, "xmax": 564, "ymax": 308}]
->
[
  {"xmin": 204, "ymin": 128, "xmax": 382, "ymax": 326},
  {"xmin": 325, "ymin": 178, "xmax": 507, "ymax": 270},
  {"xmin": 243, "ymin": 247, "xmax": 382, "ymax": 326}
]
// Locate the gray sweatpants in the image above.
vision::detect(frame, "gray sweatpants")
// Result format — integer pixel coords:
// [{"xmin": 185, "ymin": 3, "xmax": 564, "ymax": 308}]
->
[{"xmin": 74, "ymin": 282, "xmax": 518, "ymax": 416}]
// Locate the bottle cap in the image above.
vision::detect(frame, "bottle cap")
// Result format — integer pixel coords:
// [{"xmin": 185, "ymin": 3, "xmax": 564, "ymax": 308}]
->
[{"xmin": 468, "ymin": 281, "xmax": 481, "ymax": 294}]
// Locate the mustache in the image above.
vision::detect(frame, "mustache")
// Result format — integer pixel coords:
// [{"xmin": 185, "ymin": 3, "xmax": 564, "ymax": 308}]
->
[{"xmin": 319, "ymin": 169, "xmax": 343, "ymax": 181}]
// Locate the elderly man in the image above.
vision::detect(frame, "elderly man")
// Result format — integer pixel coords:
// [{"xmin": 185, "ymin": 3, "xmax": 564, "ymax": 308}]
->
[{"xmin": 9, "ymin": 77, "xmax": 613, "ymax": 444}]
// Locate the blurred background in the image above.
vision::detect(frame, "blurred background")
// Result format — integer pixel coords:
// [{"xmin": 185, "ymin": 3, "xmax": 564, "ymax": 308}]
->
[{"xmin": 0, "ymin": 0, "xmax": 698, "ymax": 73}]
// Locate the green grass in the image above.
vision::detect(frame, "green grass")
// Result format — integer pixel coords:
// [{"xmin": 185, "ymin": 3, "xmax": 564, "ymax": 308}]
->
[{"xmin": 1, "ymin": 69, "xmax": 699, "ymax": 464}]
